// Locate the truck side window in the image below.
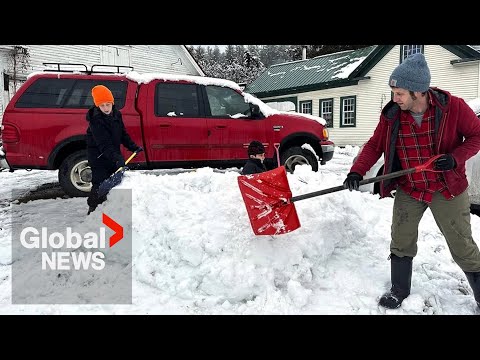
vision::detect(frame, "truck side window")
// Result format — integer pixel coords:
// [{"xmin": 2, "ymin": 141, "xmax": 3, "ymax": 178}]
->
[
  {"xmin": 155, "ymin": 82, "xmax": 199, "ymax": 117},
  {"xmin": 205, "ymin": 86, "xmax": 250, "ymax": 117},
  {"xmin": 65, "ymin": 80, "xmax": 127, "ymax": 109},
  {"xmin": 15, "ymin": 78, "xmax": 127, "ymax": 109},
  {"xmin": 15, "ymin": 78, "xmax": 75, "ymax": 108}
]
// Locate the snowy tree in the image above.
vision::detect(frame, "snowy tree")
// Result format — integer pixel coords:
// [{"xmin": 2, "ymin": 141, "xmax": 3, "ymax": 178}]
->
[
  {"xmin": 211, "ymin": 46, "xmax": 222, "ymax": 63},
  {"xmin": 187, "ymin": 45, "xmax": 298, "ymax": 85},
  {"xmin": 242, "ymin": 48, "xmax": 266, "ymax": 84}
]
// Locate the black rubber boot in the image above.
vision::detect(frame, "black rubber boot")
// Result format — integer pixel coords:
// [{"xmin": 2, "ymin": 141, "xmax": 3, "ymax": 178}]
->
[
  {"xmin": 379, "ymin": 254, "xmax": 413, "ymax": 309},
  {"xmin": 464, "ymin": 272, "xmax": 480, "ymax": 309}
]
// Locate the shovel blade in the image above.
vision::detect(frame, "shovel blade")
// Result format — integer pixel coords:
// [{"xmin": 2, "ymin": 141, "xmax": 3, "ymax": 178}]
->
[
  {"xmin": 237, "ymin": 166, "xmax": 301, "ymax": 235},
  {"xmin": 97, "ymin": 169, "xmax": 125, "ymax": 198}
]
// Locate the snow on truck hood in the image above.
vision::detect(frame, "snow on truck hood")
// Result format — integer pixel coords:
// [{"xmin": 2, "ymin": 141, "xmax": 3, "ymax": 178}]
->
[{"xmin": 243, "ymin": 92, "xmax": 326, "ymax": 125}]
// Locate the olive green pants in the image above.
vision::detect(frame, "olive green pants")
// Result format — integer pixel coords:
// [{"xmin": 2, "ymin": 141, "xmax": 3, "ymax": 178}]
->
[{"xmin": 391, "ymin": 187, "xmax": 480, "ymax": 272}]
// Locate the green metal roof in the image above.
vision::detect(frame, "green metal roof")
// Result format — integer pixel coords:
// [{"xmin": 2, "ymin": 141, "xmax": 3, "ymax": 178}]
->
[
  {"xmin": 245, "ymin": 45, "xmax": 480, "ymax": 98},
  {"xmin": 245, "ymin": 45, "xmax": 378, "ymax": 96}
]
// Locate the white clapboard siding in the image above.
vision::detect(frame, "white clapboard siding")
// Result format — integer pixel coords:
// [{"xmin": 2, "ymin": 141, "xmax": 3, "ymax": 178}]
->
[
  {"xmin": 129, "ymin": 45, "xmax": 202, "ymax": 75},
  {"xmin": 0, "ymin": 50, "xmax": 10, "ymax": 117},
  {"xmin": 425, "ymin": 46, "xmax": 479, "ymax": 101},
  {"xmin": 26, "ymin": 45, "xmax": 102, "ymax": 73},
  {"xmin": 25, "ymin": 45, "xmax": 202, "ymax": 76}
]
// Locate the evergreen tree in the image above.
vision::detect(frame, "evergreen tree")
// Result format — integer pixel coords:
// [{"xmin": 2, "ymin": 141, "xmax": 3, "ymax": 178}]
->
[
  {"xmin": 224, "ymin": 45, "xmax": 236, "ymax": 63},
  {"xmin": 212, "ymin": 46, "xmax": 222, "ymax": 63},
  {"xmin": 243, "ymin": 48, "xmax": 266, "ymax": 84}
]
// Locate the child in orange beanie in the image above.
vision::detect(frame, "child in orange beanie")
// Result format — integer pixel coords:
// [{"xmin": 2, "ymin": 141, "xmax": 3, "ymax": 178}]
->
[
  {"xmin": 85, "ymin": 84, "xmax": 143, "ymax": 214},
  {"xmin": 91, "ymin": 84, "xmax": 115, "ymax": 112}
]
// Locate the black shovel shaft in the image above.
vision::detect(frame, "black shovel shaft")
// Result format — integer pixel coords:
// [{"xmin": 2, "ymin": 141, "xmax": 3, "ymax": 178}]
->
[{"xmin": 290, "ymin": 167, "xmax": 416, "ymax": 203}]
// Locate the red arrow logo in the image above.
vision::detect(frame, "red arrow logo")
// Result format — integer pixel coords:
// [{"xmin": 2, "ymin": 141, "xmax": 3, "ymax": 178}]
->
[{"xmin": 102, "ymin": 213, "xmax": 124, "ymax": 247}]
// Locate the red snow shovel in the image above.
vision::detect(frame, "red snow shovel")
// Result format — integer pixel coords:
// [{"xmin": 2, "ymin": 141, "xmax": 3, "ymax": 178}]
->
[
  {"xmin": 97, "ymin": 150, "xmax": 140, "ymax": 198},
  {"xmin": 237, "ymin": 154, "xmax": 443, "ymax": 236}
]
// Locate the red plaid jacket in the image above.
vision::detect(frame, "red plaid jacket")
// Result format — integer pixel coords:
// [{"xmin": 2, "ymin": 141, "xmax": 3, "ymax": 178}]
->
[{"xmin": 350, "ymin": 87, "xmax": 480, "ymax": 198}]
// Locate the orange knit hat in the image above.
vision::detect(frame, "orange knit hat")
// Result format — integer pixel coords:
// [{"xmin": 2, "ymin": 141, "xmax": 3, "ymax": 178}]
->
[{"xmin": 91, "ymin": 85, "xmax": 114, "ymax": 107}]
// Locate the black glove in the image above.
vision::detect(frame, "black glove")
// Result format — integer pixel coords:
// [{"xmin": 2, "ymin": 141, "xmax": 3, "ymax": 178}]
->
[
  {"xmin": 434, "ymin": 154, "xmax": 456, "ymax": 171},
  {"xmin": 115, "ymin": 158, "xmax": 125, "ymax": 169},
  {"xmin": 343, "ymin": 172, "xmax": 363, "ymax": 191},
  {"xmin": 134, "ymin": 146, "xmax": 143, "ymax": 153}
]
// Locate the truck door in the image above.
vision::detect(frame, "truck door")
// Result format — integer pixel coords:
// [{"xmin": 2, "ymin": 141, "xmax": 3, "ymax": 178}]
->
[
  {"xmin": 203, "ymin": 85, "xmax": 267, "ymax": 160},
  {"xmin": 142, "ymin": 81, "xmax": 209, "ymax": 162}
]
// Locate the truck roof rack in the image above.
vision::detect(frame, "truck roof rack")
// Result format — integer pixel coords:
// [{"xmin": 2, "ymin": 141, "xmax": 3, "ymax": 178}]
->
[{"xmin": 42, "ymin": 63, "xmax": 134, "ymax": 75}]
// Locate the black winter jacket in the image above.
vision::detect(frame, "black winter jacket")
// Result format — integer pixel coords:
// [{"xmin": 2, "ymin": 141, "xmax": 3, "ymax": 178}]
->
[
  {"xmin": 86, "ymin": 105, "xmax": 138, "ymax": 167},
  {"xmin": 241, "ymin": 158, "xmax": 267, "ymax": 175}
]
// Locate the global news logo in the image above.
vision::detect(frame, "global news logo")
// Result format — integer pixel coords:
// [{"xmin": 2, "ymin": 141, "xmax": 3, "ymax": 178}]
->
[{"xmin": 19, "ymin": 213, "xmax": 123, "ymax": 271}]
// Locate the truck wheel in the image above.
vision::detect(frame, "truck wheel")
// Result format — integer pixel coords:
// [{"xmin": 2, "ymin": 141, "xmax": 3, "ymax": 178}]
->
[
  {"xmin": 58, "ymin": 150, "xmax": 92, "ymax": 197},
  {"xmin": 281, "ymin": 146, "xmax": 319, "ymax": 173}
]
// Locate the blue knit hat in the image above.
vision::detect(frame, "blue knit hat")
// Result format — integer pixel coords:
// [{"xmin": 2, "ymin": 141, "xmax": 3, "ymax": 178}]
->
[{"xmin": 388, "ymin": 53, "xmax": 431, "ymax": 92}]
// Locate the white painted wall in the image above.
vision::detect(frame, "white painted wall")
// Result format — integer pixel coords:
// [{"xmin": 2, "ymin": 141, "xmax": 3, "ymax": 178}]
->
[{"xmin": 426, "ymin": 45, "xmax": 479, "ymax": 100}]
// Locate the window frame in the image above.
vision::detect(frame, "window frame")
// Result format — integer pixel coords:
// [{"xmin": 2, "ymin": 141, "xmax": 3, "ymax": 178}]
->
[
  {"xmin": 299, "ymin": 100, "xmax": 313, "ymax": 115},
  {"xmin": 203, "ymin": 85, "xmax": 251, "ymax": 118},
  {"xmin": 400, "ymin": 45, "xmax": 424, "ymax": 63},
  {"xmin": 319, "ymin": 98, "xmax": 334, "ymax": 128},
  {"xmin": 340, "ymin": 96, "xmax": 356, "ymax": 128},
  {"xmin": 154, "ymin": 81, "xmax": 201, "ymax": 117}
]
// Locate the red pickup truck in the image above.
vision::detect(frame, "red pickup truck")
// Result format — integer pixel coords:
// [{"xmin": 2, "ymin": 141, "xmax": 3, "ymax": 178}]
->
[{"xmin": 0, "ymin": 64, "xmax": 335, "ymax": 197}]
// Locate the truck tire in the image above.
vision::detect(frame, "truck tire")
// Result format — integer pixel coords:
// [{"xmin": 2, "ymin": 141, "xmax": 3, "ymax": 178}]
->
[
  {"xmin": 281, "ymin": 146, "xmax": 319, "ymax": 173},
  {"xmin": 58, "ymin": 150, "xmax": 92, "ymax": 197}
]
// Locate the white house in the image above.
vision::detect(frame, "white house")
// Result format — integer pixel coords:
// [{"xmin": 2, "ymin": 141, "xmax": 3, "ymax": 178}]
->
[
  {"xmin": 245, "ymin": 45, "xmax": 480, "ymax": 147},
  {"xmin": 0, "ymin": 45, "xmax": 204, "ymax": 122}
]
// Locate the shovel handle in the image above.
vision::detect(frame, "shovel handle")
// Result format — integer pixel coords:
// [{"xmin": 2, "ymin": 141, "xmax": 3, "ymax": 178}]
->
[
  {"xmin": 274, "ymin": 143, "xmax": 281, "ymax": 168},
  {"xmin": 114, "ymin": 150, "xmax": 140, "ymax": 174},
  {"xmin": 289, "ymin": 154, "xmax": 444, "ymax": 203}
]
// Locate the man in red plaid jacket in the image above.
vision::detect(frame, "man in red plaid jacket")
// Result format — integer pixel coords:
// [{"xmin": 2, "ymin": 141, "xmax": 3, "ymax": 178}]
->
[{"xmin": 345, "ymin": 53, "xmax": 480, "ymax": 310}]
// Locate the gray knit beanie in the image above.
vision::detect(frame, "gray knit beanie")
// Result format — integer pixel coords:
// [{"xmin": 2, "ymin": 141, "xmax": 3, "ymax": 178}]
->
[{"xmin": 388, "ymin": 53, "xmax": 431, "ymax": 92}]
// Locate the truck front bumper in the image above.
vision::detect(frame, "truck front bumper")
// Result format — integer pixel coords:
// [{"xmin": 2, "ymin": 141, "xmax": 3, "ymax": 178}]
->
[{"xmin": 321, "ymin": 144, "xmax": 335, "ymax": 162}]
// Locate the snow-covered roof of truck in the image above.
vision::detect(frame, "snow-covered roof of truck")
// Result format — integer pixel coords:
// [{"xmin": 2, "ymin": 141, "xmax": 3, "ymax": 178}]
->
[
  {"xmin": 26, "ymin": 70, "xmax": 326, "ymax": 125},
  {"xmin": 126, "ymin": 71, "xmax": 242, "ymax": 91}
]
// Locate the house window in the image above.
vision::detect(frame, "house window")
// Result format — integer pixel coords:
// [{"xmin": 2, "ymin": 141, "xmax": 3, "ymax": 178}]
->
[
  {"xmin": 320, "ymin": 98, "xmax": 333, "ymax": 128},
  {"xmin": 299, "ymin": 100, "xmax": 312, "ymax": 114},
  {"xmin": 340, "ymin": 96, "xmax": 356, "ymax": 127},
  {"xmin": 401, "ymin": 45, "xmax": 423, "ymax": 62}
]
